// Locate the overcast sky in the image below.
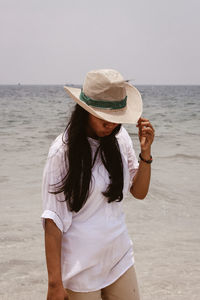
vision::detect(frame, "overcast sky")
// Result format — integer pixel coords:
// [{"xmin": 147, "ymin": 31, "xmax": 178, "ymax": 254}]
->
[{"xmin": 1, "ymin": 0, "xmax": 200, "ymax": 85}]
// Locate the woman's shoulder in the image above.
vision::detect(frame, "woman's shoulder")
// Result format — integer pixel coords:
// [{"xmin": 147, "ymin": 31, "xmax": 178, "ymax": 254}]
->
[
  {"xmin": 44, "ymin": 132, "xmax": 68, "ymax": 175},
  {"xmin": 47, "ymin": 132, "xmax": 68, "ymax": 159},
  {"xmin": 116, "ymin": 126, "xmax": 132, "ymax": 145}
]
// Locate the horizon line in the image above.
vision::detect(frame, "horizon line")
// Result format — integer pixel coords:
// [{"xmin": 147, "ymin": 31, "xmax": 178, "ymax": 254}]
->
[{"xmin": 0, "ymin": 83, "xmax": 200, "ymax": 86}]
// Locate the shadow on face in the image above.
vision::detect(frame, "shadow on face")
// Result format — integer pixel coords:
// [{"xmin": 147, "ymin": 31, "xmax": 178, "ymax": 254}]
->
[{"xmin": 87, "ymin": 114, "xmax": 119, "ymax": 138}]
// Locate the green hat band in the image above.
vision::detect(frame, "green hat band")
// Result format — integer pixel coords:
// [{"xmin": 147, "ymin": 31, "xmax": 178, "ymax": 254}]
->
[{"xmin": 79, "ymin": 90, "xmax": 127, "ymax": 110}]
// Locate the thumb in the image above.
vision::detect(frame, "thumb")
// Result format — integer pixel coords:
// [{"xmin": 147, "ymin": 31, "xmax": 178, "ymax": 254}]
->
[{"xmin": 140, "ymin": 136, "xmax": 146, "ymax": 146}]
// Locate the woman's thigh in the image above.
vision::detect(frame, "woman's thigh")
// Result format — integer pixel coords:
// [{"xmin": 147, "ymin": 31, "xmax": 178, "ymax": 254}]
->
[
  {"xmin": 66, "ymin": 288, "xmax": 102, "ymax": 300},
  {"xmin": 101, "ymin": 266, "xmax": 140, "ymax": 300}
]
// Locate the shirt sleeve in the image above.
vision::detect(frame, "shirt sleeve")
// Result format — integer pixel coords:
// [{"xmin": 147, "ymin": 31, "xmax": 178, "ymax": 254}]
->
[{"xmin": 41, "ymin": 144, "xmax": 72, "ymax": 233}]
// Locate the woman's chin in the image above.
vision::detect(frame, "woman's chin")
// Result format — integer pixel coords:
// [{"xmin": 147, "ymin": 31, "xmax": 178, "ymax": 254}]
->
[{"xmin": 99, "ymin": 132, "xmax": 112, "ymax": 137}]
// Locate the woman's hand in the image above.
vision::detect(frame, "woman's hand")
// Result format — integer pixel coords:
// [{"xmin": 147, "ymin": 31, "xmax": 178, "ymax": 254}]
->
[
  {"xmin": 136, "ymin": 117, "xmax": 155, "ymax": 154},
  {"xmin": 47, "ymin": 284, "xmax": 69, "ymax": 300},
  {"xmin": 130, "ymin": 117, "xmax": 154, "ymax": 199}
]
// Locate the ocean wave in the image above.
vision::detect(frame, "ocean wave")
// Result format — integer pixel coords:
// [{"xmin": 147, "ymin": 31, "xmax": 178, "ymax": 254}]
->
[
  {"xmin": 185, "ymin": 131, "xmax": 200, "ymax": 136},
  {"xmin": 158, "ymin": 154, "xmax": 200, "ymax": 160}
]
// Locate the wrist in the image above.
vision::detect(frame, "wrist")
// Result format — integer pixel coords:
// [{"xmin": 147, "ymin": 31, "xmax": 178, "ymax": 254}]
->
[
  {"xmin": 48, "ymin": 279, "xmax": 63, "ymax": 289},
  {"xmin": 139, "ymin": 152, "xmax": 153, "ymax": 164},
  {"xmin": 141, "ymin": 149, "xmax": 151, "ymax": 160}
]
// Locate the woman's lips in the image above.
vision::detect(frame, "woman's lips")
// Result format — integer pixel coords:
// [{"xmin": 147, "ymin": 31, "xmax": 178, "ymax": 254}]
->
[{"xmin": 97, "ymin": 130, "xmax": 113, "ymax": 137}]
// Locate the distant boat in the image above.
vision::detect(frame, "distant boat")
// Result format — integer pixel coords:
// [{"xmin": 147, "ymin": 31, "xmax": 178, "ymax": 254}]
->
[{"xmin": 64, "ymin": 83, "xmax": 82, "ymax": 88}]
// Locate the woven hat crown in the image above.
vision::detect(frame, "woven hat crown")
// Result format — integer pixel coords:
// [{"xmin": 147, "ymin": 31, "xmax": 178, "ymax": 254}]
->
[
  {"xmin": 63, "ymin": 68, "xmax": 143, "ymax": 124},
  {"xmin": 82, "ymin": 69, "xmax": 127, "ymax": 102}
]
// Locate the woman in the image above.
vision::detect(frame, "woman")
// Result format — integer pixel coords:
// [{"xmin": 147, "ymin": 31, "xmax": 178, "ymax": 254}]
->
[{"xmin": 41, "ymin": 69, "xmax": 155, "ymax": 300}]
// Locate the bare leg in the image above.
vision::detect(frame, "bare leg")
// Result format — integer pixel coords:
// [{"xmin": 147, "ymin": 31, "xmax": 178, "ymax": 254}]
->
[
  {"xmin": 66, "ymin": 288, "xmax": 102, "ymax": 300},
  {"xmin": 101, "ymin": 266, "xmax": 140, "ymax": 300}
]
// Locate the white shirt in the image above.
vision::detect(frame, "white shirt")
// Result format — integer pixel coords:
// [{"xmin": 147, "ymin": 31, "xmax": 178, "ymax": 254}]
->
[{"xmin": 41, "ymin": 126, "xmax": 139, "ymax": 292}]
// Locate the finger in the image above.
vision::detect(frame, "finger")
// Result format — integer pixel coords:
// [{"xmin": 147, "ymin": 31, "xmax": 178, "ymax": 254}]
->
[
  {"xmin": 142, "ymin": 122, "xmax": 155, "ymax": 132},
  {"xmin": 138, "ymin": 117, "xmax": 149, "ymax": 122},
  {"xmin": 136, "ymin": 120, "xmax": 150, "ymax": 127},
  {"xmin": 142, "ymin": 127, "xmax": 154, "ymax": 133},
  {"xmin": 64, "ymin": 290, "xmax": 69, "ymax": 300},
  {"xmin": 137, "ymin": 121, "xmax": 155, "ymax": 132},
  {"xmin": 137, "ymin": 120, "xmax": 152, "ymax": 126},
  {"xmin": 141, "ymin": 127, "xmax": 155, "ymax": 136},
  {"xmin": 140, "ymin": 132, "xmax": 154, "ymax": 144},
  {"xmin": 137, "ymin": 117, "xmax": 150, "ymax": 126},
  {"xmin": 138, "ymin": 122, "xmax": 155, "ymax": 132}
]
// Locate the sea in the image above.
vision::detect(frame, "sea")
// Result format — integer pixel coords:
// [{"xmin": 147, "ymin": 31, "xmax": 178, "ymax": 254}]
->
[{"xmin": 0, "ymin": 85, "xmax": 200, "ymax": 300}]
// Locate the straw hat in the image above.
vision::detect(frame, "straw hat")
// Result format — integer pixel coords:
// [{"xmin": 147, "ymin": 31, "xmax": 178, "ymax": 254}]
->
[{"xmin": 64, "ymin": 69, "xmax": 143, "ymax": 124}]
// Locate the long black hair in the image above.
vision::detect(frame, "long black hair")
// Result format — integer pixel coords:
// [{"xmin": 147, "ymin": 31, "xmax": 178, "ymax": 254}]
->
[{"xmin": 50, "ymin": 104, "xmax": 124, "ymax": 212}]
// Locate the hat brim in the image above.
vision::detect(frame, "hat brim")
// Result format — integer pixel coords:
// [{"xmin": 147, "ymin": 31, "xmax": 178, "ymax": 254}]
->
[{"xmin": 63, "ymin": 83, "xmax": 143, "ymax": 124}]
